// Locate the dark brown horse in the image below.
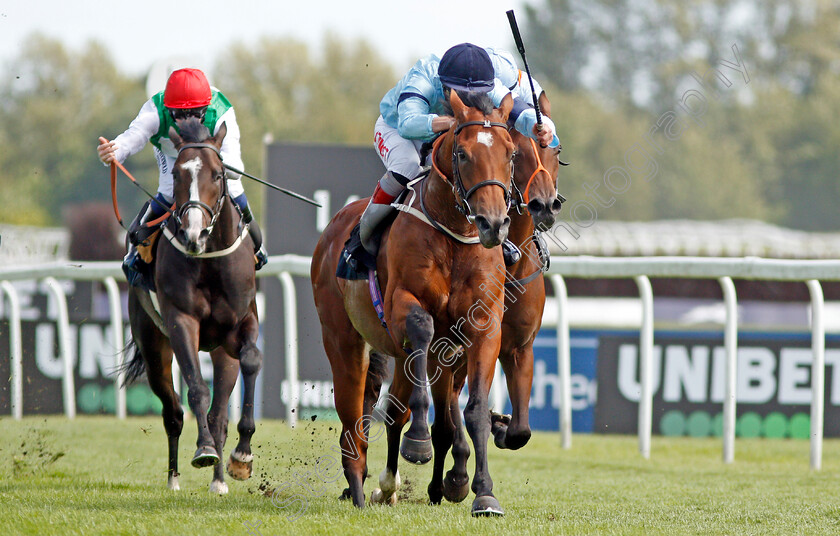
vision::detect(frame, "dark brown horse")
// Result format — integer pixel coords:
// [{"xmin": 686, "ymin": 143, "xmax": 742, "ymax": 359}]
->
[
  {"xmin": 368, "ymin": 99, "xmax": 564, "ymax": 512},
  {"xmin": 312, "ymin": 90, "xmax": 516, "ymax": 515},
  {"xmin": 121, "ymin": 118, "xmax": 262, "ymax": 494}
]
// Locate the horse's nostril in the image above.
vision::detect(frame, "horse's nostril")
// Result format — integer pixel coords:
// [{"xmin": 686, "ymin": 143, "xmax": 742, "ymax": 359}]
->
[
  {"xmin": 527, "ymin": 199, "xmax": 545, "ymax": 214},
  {"xmin": 474, "ymin": 215, "xmax": 491, "ymax": 233},
  {"xmin": 551, "ymin": 198, "xmax": 563, "ymax": 213}
]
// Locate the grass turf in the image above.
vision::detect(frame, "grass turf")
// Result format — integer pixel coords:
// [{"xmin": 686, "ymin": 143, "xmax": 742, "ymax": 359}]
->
[{"xmin": 1, "ymin": 416, "xmax": 839, "ymax": 535}]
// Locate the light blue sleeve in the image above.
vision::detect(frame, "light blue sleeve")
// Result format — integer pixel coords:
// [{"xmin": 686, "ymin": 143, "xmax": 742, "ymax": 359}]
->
[
  {"xmin": 489, "ymin": 79, "xmax": 513, "ymax": 108},
  {"xmin": 396, "ymin": 97, "xmax": 436, "ymax": 140},
  {"xmin": 514, "ymin": 109, "xmax": 560, "ymax": 148}
]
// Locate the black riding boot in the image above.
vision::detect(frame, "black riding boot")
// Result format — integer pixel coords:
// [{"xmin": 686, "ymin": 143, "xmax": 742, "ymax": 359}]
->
[{"xmin": 234, "ymin": 194, "xmax": 268, "ymax": 270}]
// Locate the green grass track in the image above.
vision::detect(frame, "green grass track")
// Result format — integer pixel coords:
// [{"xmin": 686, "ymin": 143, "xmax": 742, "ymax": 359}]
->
[{"xmin": 1, "ymin": 417, "xmax": 839, "ymax": 535}]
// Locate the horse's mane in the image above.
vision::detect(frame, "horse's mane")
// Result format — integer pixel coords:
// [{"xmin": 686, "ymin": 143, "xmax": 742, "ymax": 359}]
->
[
  {"xmin": 441, "ymin": 90, "xmax": 495, "ymax": 117},
  {"xmin": 177, "ymin": 117, "xmax": 211, "ymax": 143}
]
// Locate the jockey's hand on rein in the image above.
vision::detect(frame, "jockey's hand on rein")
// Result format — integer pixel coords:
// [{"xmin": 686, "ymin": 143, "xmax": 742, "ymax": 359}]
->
[{"xmin": 97, "ymin": 137, "xmax": 116, "ymax": 165}]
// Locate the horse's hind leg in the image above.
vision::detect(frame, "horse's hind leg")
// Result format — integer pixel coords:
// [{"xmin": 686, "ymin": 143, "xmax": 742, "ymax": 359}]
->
[
  {"xmin": 323, "ymin": 323, "xmax": 369, "ymax": 508},
  {"xmin": 443, "ymin": 365, "xmax": 470, "ymax": 503},
  {"xmin": 227, "ymin": 311, "xmax": 262, "ymax": 481},
  {"xmin": 208, "ymin": 347, "xmax": 240, "ymax": 495},
  {"xmin": 370, "ymin": 363, "xmax": 411, "ymax": 505},
  {"xmin": 427, "ymin": 369, "xmax": 456, "ymax": 505}
]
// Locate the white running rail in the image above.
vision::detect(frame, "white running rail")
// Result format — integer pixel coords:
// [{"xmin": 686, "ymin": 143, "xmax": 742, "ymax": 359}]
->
[{"xmin": 1, "ymin": 254, "xmax": 836, "ymax": 471}]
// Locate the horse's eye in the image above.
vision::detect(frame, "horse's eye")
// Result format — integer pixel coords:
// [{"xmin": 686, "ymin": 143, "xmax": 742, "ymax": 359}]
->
[
  {"xmin": 456, "ymin": 148, "xmax": 467, "ymax": 161},
  {"xmin": 214, "ymin": 171, "xmax": 224, "ymax": 182}
]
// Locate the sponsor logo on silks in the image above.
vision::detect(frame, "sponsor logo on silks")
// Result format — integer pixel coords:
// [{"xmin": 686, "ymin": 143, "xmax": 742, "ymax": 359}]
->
[{"xmin": 375, "ymin": 131, "xmax": 389, "ymax": 158}]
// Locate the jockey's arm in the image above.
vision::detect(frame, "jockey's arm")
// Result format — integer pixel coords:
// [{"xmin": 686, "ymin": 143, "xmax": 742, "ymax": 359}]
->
[
  {"xmin": 216, "ymin": 107, "xmax": 245, "ymax": 180},
  {"xmin": 396, "ymin": 92, "xmax": 442, "ymax": 140},
  {"xmin": 490, "ymin": 80, "xmax": 559, "ymax": 148},
  {"xmin": 99, "ymin": 99, "xmax": 160, "ymax": 165}
]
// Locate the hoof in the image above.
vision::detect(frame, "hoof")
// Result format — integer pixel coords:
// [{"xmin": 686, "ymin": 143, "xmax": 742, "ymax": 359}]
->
[
  {"xmin": 339, "ymin": 488, "xmax": 352, "ymax": 501},
  {"xmin": 226, "ymin": 451, "xmax": 253, "ymax": 481},
  {"xmin": 490, "ymin": 412, "xmax": 511, "ymax": 434},
  {"xmin": 209, "ymin": 480, "xmax": 229, "ymax": 495},
  {"xmin": 442, "ymin": 472, "xmax": 470, "ymax": 503},
  {"xmin": 400, "ymin": 435, "xmax": 432, "ymax": 465},
  {"xmin": 191, "ymin": 445, "xmax": 220, "ymax": 468},
  {"xmin": 370, "ymin": 487, "xmax": 397, "ymax": 505},
  {"xmin": 167, "ymin": 473, "xmax": 180, "ymax": 491},
  {"xmin": 471, "ymin": 495, "xmax": 504, "ymax": 517}
]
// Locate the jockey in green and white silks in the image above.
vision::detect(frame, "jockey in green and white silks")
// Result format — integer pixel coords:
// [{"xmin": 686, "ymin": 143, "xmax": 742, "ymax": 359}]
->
[
  {"xmin": 97, "ymin": 68, "xmax": 267, "ymax": 280},
  {"xmin": 114, "ymin": 88, "xmax": 245, "ymax": 203}
]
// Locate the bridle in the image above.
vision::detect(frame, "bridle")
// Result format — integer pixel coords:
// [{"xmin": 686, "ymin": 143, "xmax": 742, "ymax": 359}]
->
[
  {"xmin": 170, "ymin": 142, "xmax": 229, "ymax": 245},
  {"xmin": 430, "ymin": 119, "xmax": 514, "ymax": 222}
]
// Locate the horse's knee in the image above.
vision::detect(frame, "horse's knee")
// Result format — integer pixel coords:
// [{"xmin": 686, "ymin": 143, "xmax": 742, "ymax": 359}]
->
[
  {"xmin": 187, "ymin": 382, "xmax": 211, "ymax": 408},
  {"xmin": 239, "ymin": 345, "xmax": 262, "ymax": 376},
  {"xmin": 405, "ymin": 306, "xmax": 434, "ymax": 348}
]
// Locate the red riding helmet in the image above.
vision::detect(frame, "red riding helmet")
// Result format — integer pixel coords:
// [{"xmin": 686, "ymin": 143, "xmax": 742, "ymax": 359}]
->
[{"xmin": 163, "ymin": 68, "xmax": 212, "ymax": 109}]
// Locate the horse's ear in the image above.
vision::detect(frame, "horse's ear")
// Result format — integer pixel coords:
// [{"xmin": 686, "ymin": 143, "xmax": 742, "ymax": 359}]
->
[
  {"xmin": 212, "ymin": 122, "xmax": 227, "ymax": 148},
  {"xmin": 449, "ymin": 89, "xmax": 468, "ymax": 121},
  {"xmin": 498, "ymin": 93, "xmax": 514, "ymax": 123},
  {"xmin": 169, "ymin": 126, "xmax": 183, "ymax": 148}
]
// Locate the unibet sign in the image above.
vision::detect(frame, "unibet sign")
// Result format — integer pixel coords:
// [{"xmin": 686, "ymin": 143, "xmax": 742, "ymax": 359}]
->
[{"xmin": 595, "ymin": 333, "xmax": 840, "ymax": 437}]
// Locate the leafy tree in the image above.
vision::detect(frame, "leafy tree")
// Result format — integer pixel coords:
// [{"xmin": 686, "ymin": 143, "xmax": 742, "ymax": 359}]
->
[
  {"xmin": 0, "ymin": 34, "xmax": 148, "ymax": 225},
  {"xmin": 213, "ymin": 34, "xmax": 396, "ymax": 211}
]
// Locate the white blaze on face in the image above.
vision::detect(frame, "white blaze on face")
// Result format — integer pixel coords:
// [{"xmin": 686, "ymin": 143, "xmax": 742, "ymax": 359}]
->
[
  {"xmin": 476, "ymin": 131, "xmax": 494, "ymax": 148},
  {"xmin": 181, "ymin": 157, "xmax": 204, "ymax": 241}
]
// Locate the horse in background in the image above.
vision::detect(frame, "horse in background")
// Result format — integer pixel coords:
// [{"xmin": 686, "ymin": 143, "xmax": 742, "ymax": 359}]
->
[{"xmin": 121, "ymin": 117, "xmax": 262, "ymax": 494}]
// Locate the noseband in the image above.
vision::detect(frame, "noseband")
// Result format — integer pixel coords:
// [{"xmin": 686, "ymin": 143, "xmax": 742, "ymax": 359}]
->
[
  {"xmin": 432, "ymin": 120, "xmax": 513, "ymax": 221},
  {"xmin": 172, "ymin": 143, "xmax": 228, "ymax": 242}
]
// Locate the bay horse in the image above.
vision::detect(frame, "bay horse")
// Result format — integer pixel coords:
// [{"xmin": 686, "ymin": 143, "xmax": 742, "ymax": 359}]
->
[
  {"xmin": 311, "ymin": 90, "xmax": 516, "ymax": 515},
  {"xmin": 367, "ymin": 104, "xmax": 565, "ymax": 514},
  {"xmin": 121, "ymin": 118, "xmax": 262, "ymax": 494}
]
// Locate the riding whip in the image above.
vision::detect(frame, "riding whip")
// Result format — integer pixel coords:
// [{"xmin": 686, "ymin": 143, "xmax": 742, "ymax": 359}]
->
[
  {"xmin": 506, "ymin": 9, "xmax": 543, "ymax": 131},
  {"xmin": 223, "ymin": 164, "xmax": 322, "ymax": 207}
]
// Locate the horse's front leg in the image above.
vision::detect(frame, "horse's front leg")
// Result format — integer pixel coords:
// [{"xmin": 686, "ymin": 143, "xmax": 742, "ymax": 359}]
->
[
  {"xmin": 463, "ymin": 337, "xmax": 505, "ymax": 516},
  {"xmin": 390, "ymin": 293, "xmax": 434, "ymax": 465},
  {"xmin": 208, "ymin": 347, "xmax": 239, "ymax": 494},
  {"xmin": 166, "ymin": 313, "xmax": 217, "ymax": 468},
  {"xmin": 227, "ymin": 310, "xmax": 262, "ymax": 481},
  {"xmin": 493, "ymin": 341, "xmax": 534, "ymax": 450}
]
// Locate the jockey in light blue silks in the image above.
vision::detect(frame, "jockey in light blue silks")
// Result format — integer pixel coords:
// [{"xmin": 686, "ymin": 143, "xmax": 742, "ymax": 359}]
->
[
  {"xmin": 362, "ymin": 43, "xmax": 560, "ymax": 266},
  {"xmin": 97, "ymin": 68, "xmax": 268, "ymax": 281}
]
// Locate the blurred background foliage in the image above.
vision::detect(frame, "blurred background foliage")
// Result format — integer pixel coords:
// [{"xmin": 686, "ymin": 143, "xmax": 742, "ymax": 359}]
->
[{"xmin": 2, "ymin": 0, "xmax": 839, "ymax": 232}]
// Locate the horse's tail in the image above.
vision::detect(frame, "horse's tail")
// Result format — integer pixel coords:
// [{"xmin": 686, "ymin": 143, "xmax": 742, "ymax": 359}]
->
[
  {"xmin": 117, "ymin": 338, "xmax": 147, "ymax": 387},
  {"xmin": 365, "ymin": 349, "xmax": 390, "ymax": 403}
]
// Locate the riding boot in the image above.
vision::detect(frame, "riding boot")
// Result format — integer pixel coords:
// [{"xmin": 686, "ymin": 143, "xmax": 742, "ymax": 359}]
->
[
  {"xmin": 359, "ymin": 171, "xmax": 411, "ymax": 255},
  {"xmin": 233, "ymin": 193, "xmax": 268, "ymax": 270},
  {"xmin": 123, "ymin": 195, "xmax": 170, "ymax": 269},
  {"xmin": 502, "ymin": 239, "xmax": 522, "ymax": 267},
  {"xmin": 359, "ymin": 185, "xmax": 398, "ymax": 256},
  {"xmin": 123, "ymin": 194, "xmax": 171, "ymax": 287}
]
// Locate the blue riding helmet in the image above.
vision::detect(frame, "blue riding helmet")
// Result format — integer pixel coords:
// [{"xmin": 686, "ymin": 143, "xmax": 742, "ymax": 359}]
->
[{"xmin": 438, "ymin": 43, "xmax": 495, "ymax": 93}]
